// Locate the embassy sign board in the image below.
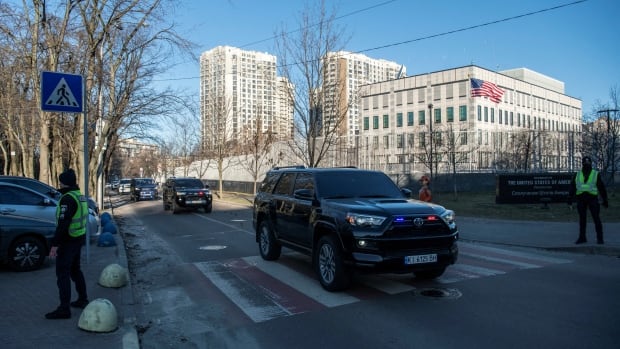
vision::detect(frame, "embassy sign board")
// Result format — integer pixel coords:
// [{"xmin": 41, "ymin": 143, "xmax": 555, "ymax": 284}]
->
[{"xmin": 495, "ymin": 173, "xmax": 574, "ymax": 204}]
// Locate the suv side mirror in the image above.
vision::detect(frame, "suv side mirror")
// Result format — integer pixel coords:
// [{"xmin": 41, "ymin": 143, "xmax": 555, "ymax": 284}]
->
[
  {"xmin": 401, "ymin": 188, "xmax": 412, "ymax": 198},
  {"xmin": 294, "ymin": 188, "xmax": 314, "ymax": 200}
]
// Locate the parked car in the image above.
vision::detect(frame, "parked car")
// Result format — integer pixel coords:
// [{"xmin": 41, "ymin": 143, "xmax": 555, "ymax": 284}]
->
[
  {"xmin": 162, "ymin": 177, "xmax": 212, "ymax": 214},
  {"xmin": 130, "ymin": 178, "xmax": 158, "ymax": 201},
  {"xmin": 0, "ymin": 182, "xmax": 100, "ymax": 238},
  {"xmin": 0, "ymin": 175, "xmax": 61, "ymax": 200},
  {"xmin": 118, "ymin": 178, "xmax": 132, "ymax": 194},
  {"xmin": 0, "ymin": 212, "xmax": 56, "ymax": 271},
  {"xmin": 252, "ymin": 166, "xmax": 459, "ymax": 291}
]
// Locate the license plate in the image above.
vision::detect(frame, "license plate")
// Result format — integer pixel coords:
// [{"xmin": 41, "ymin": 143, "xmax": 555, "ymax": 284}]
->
[
  {"xmin": 404, "ymin": 254, "xmax": 437, "ymax": 265},
  {"xmin": 187, "ymin": 200, "xmax": 205, "ymax": 204}
]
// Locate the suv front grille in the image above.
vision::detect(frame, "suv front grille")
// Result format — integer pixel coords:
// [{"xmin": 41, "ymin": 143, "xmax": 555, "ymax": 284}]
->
[{"xmin": 386, "ymin": 215, "xmax": 451, "ymax": 238}]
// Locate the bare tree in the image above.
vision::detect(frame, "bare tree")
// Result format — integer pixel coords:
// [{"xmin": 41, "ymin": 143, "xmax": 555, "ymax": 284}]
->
[
  {"xmin": 236, "ymin": 115, "xmax": 278, "ymax": 194},
  {"xmin": 274, "ymin": 0, "xmax": 351, "ymax": 168},
  {"xmin": 583, "ymin": 85, "xmax": 620, "ymax": 188},
  {"xmin": 203, "ymin": 94, "xmax": 235, "ymax": 198},
  {"xmin": 441, "ymin": 124, "xmax": 477, "ymax": 199},
  {"xmin": 0, "ymin": 0, "xmax": 195, "ymax": 206}
]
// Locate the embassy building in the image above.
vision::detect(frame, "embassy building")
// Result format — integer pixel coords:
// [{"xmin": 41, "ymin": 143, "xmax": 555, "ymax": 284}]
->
[{"xmin": 354, "ymin": 65, "xmax": 583, "ymax": 175}]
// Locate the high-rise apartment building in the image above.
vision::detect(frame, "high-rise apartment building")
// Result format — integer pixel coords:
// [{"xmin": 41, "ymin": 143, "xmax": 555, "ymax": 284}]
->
[
  {"xmin": 323, "ymin": 51, "xmax": 405, "ymax": 143},
  {"xmin": 199, "ymin": 46, "xmax": 293, "ymax": 149}
]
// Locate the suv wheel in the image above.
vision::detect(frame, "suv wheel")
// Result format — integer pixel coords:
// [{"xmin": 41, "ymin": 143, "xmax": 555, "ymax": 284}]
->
[
  {"xmin": 258, "ymin": 221, "xmax": 281, "ymax": 260},
  {"xmin": 204, "ymin": 203, "xmax": 212, "ymax": 213},
  {"xmin": 414, "ymin": 267, "xmax": 446, "ymax": 280},
  {"xmin": 9, "ymin": 236, "xmax": 46, "ymax": 272},
  {"xmin": 315, "ymin": 235, "xmax": 351, "ymax": 291},
  {"xmin": 172, "ymin": 200, "xmax": 180, "ymax": 214}
]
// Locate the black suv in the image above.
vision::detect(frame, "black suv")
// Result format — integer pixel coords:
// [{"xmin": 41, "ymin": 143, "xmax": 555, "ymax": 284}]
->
[
  {"xmin": 253, "ymin": 167, "xmax": 458, "ymax": 291},
  {"xmin": 130, "ymin": 177, "xmax": 158, "ymax": 201},
  {"xmin": 162, "ymin": 177, "xmax": 212, "ymax": 214}
]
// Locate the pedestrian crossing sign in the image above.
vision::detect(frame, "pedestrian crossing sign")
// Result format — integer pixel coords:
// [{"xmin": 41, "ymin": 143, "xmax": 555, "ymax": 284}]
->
[{"xmin": 40, "ymin": 71, "xmax": 83, "ymax": 113}]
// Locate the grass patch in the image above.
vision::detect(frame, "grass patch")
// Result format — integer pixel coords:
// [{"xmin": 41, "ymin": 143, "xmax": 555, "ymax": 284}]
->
[{"xmin": 433, "ymin": 191, "xmax": 619, "ymax": 222}]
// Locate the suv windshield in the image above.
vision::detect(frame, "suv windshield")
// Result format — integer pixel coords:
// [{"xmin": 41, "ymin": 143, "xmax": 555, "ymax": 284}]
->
[
  {"xmin": 135, "ymin": 178, "xmax": 155, "ymax": 186},
  {"xmin": 173, "ymin": 179, "xmax": 203, "ymax": 188},
  {"xmin": 315, "ymin": 171, "xmax": 402, "ymax": 198}
]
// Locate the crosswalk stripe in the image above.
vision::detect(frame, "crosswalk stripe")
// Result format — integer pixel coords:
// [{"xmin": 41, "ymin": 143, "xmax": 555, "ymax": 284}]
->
[
  {"xmin": 243, "ymin": 255, "xmax": 360, "ymax": 307},
  {"xmin": 189, "ymin": 242, "xmax": 573, "ymax": 324},
  {"xmin": 194, "ymin": 261, "xmax": 292, "ymax": 322},
  {"xmin": 460, "ymin": 243, "xmax": 572, "ymax": 264}
]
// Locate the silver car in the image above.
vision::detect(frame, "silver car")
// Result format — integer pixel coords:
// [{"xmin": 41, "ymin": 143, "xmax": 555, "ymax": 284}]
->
[
  {"xmin": 0, "ymin": 182, "xmax": 100, "ymax": 237},
  {"xmin": 118, "ymin": 178, "xmax": 132, "ymax": 194}
]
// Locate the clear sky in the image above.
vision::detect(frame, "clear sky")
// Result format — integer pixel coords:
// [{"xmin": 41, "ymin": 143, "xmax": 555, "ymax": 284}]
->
[{"xmin": 158, "ymin": 0, "xmax": 619, "ymax": 116}]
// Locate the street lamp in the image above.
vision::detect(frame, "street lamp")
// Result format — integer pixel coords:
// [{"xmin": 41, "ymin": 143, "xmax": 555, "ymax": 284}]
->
[{"xmin": 428, "ymin": 103, "xmax": 433, "ymax": 181}]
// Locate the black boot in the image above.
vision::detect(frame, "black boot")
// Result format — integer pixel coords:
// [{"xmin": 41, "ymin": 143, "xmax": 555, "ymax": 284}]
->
[
  {"xmin": 70, "ymin": 299, "xmax": 89, "ymax": 309},
  {"xmin": 574, "ymin": 238, "xmax": 587, "ymax": 244},
  {"xmin": 45, "ymin": 307, "xmax": 71, "ymax": 319}
]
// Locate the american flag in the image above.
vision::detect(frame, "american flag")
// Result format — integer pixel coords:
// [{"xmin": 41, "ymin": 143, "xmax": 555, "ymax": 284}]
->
[{"xmin": 470, "ymin": 78, "xmax": 504, "ymax": 103}]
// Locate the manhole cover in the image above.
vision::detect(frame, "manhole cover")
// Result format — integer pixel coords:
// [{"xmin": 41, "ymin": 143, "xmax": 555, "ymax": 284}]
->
[{"xmin": 415, "ymin": 287, "xmax": 462, "ymax": 299}]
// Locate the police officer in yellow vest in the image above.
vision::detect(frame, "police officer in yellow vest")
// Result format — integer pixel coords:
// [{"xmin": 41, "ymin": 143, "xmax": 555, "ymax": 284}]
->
[
  {"xmin": 45, "ymin": 168, "xmax": 90, "ymax": 319},
  {"xmin": 568, "ymin": 156, "xmax": 609, "ymax": 245}
]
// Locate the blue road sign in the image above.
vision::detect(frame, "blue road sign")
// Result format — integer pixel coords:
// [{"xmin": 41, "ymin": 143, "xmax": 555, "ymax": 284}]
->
[{"xmin": 40, "ymin": 71, "xmax": 83, "ymax": 113}]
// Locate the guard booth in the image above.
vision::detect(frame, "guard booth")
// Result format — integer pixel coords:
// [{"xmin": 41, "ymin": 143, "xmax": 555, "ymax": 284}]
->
[{"xmin": 495, "ymin": 173, "xmax": 574, "ymax": 206}]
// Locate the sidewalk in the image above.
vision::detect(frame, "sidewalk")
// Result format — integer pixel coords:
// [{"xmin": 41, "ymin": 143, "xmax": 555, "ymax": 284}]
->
[
  {"xmin": 2, "ymin": 223, "xmax": 138, "ymax": 349},
  {"xmin": 458, "ymin": 217, "xmax": 620, "ymax": 256},
  {"xmin": 3, "ymin": 195, "xmax": 618, "ymax": 349}
]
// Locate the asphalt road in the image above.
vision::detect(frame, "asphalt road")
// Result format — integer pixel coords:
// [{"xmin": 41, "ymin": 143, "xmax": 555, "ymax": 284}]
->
[{"xmin": 115, "ymin": 199, "xmax": 620, "ymax": 349}]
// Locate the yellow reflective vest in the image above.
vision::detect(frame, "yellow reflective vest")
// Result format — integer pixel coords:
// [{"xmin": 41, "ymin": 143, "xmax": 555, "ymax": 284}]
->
[
  {"xmin": 575, "ymin": 170, "xmax": 599, "ymax": 196},
  {"xmin": 56, "ymin": 190, "xmax": 88, "ymax": 237}
]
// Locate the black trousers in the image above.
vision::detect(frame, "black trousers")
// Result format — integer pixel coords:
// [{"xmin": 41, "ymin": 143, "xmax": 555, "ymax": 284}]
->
[
  {"xmin": 576, "ymin": 195, "xmax": 603, "ymax": 242},
  {"xmin": 55, "ymin": 238, "xmax": 87, "ymax": 310}
]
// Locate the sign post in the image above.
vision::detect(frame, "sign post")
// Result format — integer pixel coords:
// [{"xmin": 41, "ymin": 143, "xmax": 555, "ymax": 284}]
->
[{"xmin": 41, "ymin": 71, "xmax": 90, "ymax": 263}]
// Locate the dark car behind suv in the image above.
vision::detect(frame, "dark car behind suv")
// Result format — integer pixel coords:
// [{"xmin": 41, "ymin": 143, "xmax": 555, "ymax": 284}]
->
[
  {"xmin": 162, "ymin": 177, "xmax": 212, "ymax": 214},
  {"xmin": 130, "ymin": 177, "xmax": 158, "ymax": 201},
  {"xmin": 252, "ymin": 166, "xmax": 459, "ymax": 291}
]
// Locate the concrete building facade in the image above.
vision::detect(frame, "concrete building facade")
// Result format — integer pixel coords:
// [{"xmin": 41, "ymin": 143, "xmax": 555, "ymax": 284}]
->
[
  {"xmin": 358, "ymin": 65, "xmax": 583, "ymax": 175},
  {"xmin": 323, "ymin": 51, "xmax": 404, "ymax": 143}
]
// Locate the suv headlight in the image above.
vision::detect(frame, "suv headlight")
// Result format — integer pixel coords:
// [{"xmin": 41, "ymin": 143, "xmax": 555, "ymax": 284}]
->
[
  {"xmin": 346, "ymin": 213, "xmax": 386, "ymax": 227},
  {"xmin": 440, "ymin": 209, "xmax": 456, "ymax": 228}
]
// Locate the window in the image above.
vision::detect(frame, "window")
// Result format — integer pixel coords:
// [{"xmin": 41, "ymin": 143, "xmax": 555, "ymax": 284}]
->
[
  {"xmin": 407, "ymin": 133, "xmax": 414, "ymax": 148},
  {"xmin": 417, "ymin": 88, "xmax": 425, "ymax": 103},
  {"xmin": 363, "ymin": 117, "xmax": 369, "ymax": 130},
  {"xmin": 477, "ymin": 105, "xmax": 482, "ymax": 121},
  {"xmin": 447, "ymin": 107, "xmax": 454, "ymax": 122},
  {"xmin": 396, "ymin": 134, "xmax": 404, "ymax": 148},
  {"xmin": 434, "ymin": 108, "xmax": 441, "ymax": 123},
  {"xmin": 274, "ymin": 173, "xmax": 295, "ymax": 195},
  {"xmin": 460, "ymin": 131, "xmax": 468, "ymax": 145},
  {"xmin": 407, "ymin": 112, "xmax": 414, "ymax": 126},
  {"xmin": 459, "ymin": 105, "xmax": 467, "ymax": 121},
  {"xmin": 418, "ymin": 110, "xmax": 425, "ymax": 125},
  {"xmin": 418, "ymin": 132, "xmax": 426, "ymax": 147},
  {"xmin": 293, "ymin": 173, "xmax": 314, "ymax": 194},
  {"xmin": 383, "ymin": 135, "xmax": 389, "ymax": 148},
  {"xmin": 484, "ymin": 107, "xmax": 488, "ymax": 122},
  {"xmin": 383, "ymin": 115, "xmax": 389, "ymax": 128},
  {"xmin": 499, "ymin": 110, "xmax": 503, "ymax": 124},
  {"xmin": 490, "ymin": 108, "xmax": 495, "ymax": 123},
  {"xmin": 396, "ymin": 113, "xmax": 403, "ymax": 127},
  {"xmin": 373, "ymin": 115, "xmax": 379, "ymax": 129}
]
